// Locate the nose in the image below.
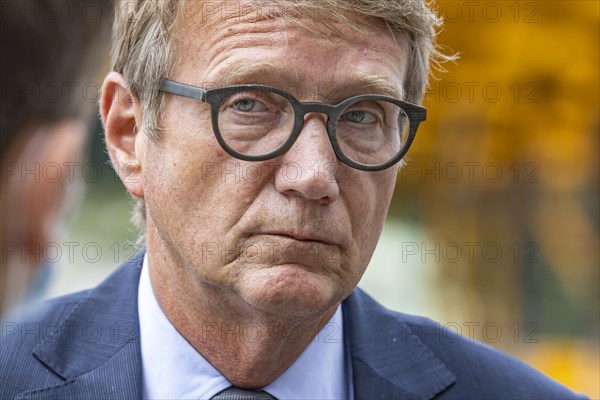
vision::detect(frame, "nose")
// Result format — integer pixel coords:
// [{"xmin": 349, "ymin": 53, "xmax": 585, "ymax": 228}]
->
[{"xmin": 273, "ymin": 114, "xmax": 340, "ymax": 204}]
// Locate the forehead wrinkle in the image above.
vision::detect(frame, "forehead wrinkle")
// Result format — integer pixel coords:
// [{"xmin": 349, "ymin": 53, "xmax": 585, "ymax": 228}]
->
[
  {"xmin": 209, "ymin": 62, "xmax": 285, "ymax": 87},
  {"xmin": 174, "ymin": 1, "xmax": 280, "ymax": 77},
  {"xmin": 178, "ymin": 2, "xmax": 408, "ymax": 99},
  {"xmin": 198, "ymin": 23, "xmax": 292, "ymax": 82},
  {"xmin": 346, "ymin": 73, "xmax": 404, "ymax": 99}
]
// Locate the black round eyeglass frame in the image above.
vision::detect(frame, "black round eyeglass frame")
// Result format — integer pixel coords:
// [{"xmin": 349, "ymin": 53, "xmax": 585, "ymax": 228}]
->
[{"xmin": 159, "ymin": 79, "xmax": 427, "ymax": 171}]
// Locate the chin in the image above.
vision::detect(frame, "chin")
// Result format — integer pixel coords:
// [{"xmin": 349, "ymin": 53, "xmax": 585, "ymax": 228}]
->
[{"xmin": 239, "ymin": 264, "xmax": 341, "ymax": 318}]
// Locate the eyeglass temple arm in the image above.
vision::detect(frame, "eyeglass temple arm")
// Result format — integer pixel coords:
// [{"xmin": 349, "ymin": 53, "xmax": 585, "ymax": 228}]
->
[{"xmin": 160, "ymin": 79, "xmax": 207, "ymax": 102}]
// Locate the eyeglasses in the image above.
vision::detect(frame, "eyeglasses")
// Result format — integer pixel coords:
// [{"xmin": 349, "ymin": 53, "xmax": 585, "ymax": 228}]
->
[{"xmin": 159, "ymin": 79, "xmax": 426, "ymax": 171}]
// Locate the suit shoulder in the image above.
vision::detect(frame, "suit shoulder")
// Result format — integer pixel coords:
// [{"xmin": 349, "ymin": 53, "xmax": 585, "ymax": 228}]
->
[
  {"xmin": 3, "ymin": 288, "xmax": 89, "ymax": 326},
  {"xmin": 0, "ymin": 290, "xmax": 90, "ymax": 395},
  {"xmin": 1, "ymin": 253, "xmax": 144, "ymax": 398},
  {"xmin": 398, "ymin": 313, "xmax": 586, "ymax": 399},
  {"xmin": 346, "ymin": 289, "xmax": 586, "ymax": 399}
]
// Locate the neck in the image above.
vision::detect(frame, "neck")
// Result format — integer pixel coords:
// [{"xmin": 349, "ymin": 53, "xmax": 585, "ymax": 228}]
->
[{"xmin": 146, "ymin": 238, "xmax": 338, "ymax": 389}]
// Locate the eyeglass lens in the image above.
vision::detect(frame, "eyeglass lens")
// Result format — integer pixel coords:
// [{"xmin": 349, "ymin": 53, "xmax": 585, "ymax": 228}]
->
[{"xmin": 216, "ymin": 88, "xmax": 410, "ymax": 166}]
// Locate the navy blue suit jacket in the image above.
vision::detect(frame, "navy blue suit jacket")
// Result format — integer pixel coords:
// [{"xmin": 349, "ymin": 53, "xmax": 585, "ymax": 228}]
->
[{"xmin": 1, "ymin": 250, "xmax": 586, "ymax": 399}]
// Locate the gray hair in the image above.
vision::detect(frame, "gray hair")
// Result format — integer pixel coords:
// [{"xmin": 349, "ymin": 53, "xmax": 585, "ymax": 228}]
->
[{"xmin": 110, "ymin": 0, "xmax": 455, "ymax": 230}]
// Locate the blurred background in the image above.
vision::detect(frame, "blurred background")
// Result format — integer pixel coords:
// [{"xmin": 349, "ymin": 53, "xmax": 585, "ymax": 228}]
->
[
  {"xmin": 3, "ymin": 0, "xmax": 598, "ymax": 397},
  {"xmin": 362, "ymin": 1, "xmax": 599, "ymax": 396}
]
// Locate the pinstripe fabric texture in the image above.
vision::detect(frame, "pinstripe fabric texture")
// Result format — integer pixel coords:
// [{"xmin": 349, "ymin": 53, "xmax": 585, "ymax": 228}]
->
[
  {"xmin": 1, "ymin": 253, "xmax": 144, "ymax": 400},
  {"xmin": 0, "ymin": 249, "xmax": 588, "ymax": 399}
]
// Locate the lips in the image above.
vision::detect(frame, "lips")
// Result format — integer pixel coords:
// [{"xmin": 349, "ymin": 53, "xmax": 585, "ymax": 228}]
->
[
  {"xmin": 257, "ymin": 231, "xmax": 337, "ymax": 246},
  {"xmin": 244, "ymin": 231, "xmax": 342, "ymax": 268}
]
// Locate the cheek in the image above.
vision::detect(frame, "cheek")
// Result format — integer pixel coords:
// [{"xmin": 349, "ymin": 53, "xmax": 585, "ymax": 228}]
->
[
  {"xmin": 142, "ymin": 136, "xmax": 269, "ymax": 241},
  {"xmin": 345, "ymin": 170, "xmax": 396, "ymax": 262},
  {"xmin": 373, "ymin": 172, "xmax": 397, "ymax": 220},
  {"xmin": 351, "ymin": 169, "xmax": 395, "ymax": 219}
]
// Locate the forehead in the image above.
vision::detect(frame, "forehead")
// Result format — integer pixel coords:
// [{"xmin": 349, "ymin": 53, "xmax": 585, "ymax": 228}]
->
[{"xmin": 172, "ymin": 0, "xmax": 409, "ymax": 97}]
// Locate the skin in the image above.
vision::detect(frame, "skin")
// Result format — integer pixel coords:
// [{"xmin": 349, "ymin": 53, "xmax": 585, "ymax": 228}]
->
[{"xmin": 102, "ymin": 3, "xmax": 408, "ymax": 388}]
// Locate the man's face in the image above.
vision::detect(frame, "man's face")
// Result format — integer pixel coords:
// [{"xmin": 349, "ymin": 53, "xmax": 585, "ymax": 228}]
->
[{"xmin": 140, "ymin": 4, "xmax": 408, "ymax": 318}]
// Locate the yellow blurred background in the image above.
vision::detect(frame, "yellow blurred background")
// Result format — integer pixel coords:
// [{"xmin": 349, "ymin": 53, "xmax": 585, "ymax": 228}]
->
[{"xmin": 377, "ymin": 0, "xmax": 599, "ymax": 396}]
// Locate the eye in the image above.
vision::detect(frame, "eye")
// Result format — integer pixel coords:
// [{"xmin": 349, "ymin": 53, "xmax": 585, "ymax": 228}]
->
[
  {"xmin": 340, "ymin": 110, "xmax": 377, "ymax": 124},
  {"xmin": 233, "ymin": 98, "xmax": 267, "ymax": 112}
]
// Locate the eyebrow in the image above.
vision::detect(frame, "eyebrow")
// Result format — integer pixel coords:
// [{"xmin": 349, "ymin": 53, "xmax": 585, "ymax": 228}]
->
[
  {"xmin": 209, "ymin": 62, "xmax": 284, "ymax": 87},
  {"xmin": 345, "ymin": 72, "xmax": 403, "ymax": 99},
  {"xmin": 207, "ymin": 63, "xmax": 403, "ymax": 100}
]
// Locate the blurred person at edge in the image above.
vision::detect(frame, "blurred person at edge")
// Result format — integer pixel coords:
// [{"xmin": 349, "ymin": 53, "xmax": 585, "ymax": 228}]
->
[
  {"xmin": 0, "ymin": 0, "xmax": 112, "ymax": 317},
  {"xmin": 0, "ymin": 1, "xmax": 588, "ymax": 399}
]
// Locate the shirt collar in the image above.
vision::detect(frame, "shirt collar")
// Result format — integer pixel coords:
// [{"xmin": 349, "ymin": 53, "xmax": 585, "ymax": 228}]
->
[{"xmin": 138, "ymin": 254, "xmax": 350, "ymax": 400}]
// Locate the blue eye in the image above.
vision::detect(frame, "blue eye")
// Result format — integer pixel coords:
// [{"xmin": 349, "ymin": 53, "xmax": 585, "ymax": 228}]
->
[
  {"xmin": 234, "ymin": 99, "xmax": 255, "ymax": 112},
  {"xmin": 341, "ymin": 110, "xmax": 376, "ymax": 124},
  {"xmin": 233, "ymin": 98, "xmax": 267, "ymax": 112}
]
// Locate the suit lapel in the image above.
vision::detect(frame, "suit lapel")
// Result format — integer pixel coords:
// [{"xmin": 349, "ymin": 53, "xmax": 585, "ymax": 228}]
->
[
  {"xmin": 17, "ymin": 251, "xmax": 454, "ymax": 399},
  {"xmin": 343, "ymin": 288, "xmax": 456, "ymax": 400},
  {"xmin": 17, "ymin": 251, "xmax": 146, "ymax": 399},
  {"xmin": 16, "ymin": 340, "xmax": 142, "ymax": 399}
]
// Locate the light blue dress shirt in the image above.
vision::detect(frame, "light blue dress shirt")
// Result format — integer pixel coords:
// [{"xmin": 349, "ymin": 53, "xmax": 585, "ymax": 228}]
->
[{"xmin": 138, "ymin": 255, "xmax": 353, "ymax": 399}]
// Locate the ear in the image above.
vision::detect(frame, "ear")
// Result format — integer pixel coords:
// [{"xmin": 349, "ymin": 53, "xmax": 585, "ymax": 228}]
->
[{"xmin": 100, "ymin": 72, "xmax": 144, "ymax": 198}]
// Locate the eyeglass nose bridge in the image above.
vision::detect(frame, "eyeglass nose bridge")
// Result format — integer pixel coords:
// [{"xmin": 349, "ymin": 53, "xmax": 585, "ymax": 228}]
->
[
  {"xmin": 285, "ymin": 101, "xmax": 343, "ymax": 158},
  {"xmin": 290, "ymin": 100, "xmax": 343, "ymax": 137},
  {"xmin": 298, "ymin": 102, "xmax": 339, "ymax": 115}
]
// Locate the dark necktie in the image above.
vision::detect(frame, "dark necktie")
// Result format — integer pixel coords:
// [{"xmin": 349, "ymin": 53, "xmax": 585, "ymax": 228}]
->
[{"xmin": 210, "ymin": 386, "xmax": 277, "ymax": 400}]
